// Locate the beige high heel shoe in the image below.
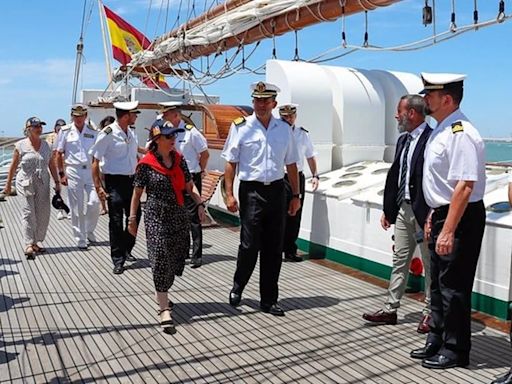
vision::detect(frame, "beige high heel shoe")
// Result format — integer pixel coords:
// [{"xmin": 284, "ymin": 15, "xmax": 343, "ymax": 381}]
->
[{"xmin": 158, "ymin": 308, "xmax": 175, "ymax": 333}]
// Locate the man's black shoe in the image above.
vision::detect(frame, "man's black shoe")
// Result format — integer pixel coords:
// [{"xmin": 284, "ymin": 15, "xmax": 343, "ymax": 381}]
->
[
  {"xmin": 421, "ymin": 354, "xmax": 469, "ymax": 369},
  {"xmin": 260, "ymin": 303, "xmax": 285, "ymax": 316},
  {"xmin": 492, "ymin": 369, "xmax": 512, "ymax": 384},
  {"xmin": 190, "ymin": 257, "xmax": 202, "ymax": 269},
  {"xmin": 113, "ymin": 265, "xmax": 124, "ymax": 274},
  {"xmin": 410, "ymin": 342, "xmax": 440, "ymax": 359},
  {"xmin": 284, "ymin": 253, "xmax": 303, "ymax": 262},
  {"xmin": 229, "ymin": 290, "xmax": 241, "ymax": 307}
]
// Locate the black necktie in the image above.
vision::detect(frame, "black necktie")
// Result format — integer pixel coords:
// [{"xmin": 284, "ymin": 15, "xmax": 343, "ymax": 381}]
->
[{"xmin": 396, "ymin": 134, "xmax": 412, "ymax": 207}]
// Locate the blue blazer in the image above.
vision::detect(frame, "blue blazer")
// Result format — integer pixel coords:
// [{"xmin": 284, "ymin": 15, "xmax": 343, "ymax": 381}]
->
[{"xmin": 383, "ymin": 125, "xmax": 432, "ymax": 227}]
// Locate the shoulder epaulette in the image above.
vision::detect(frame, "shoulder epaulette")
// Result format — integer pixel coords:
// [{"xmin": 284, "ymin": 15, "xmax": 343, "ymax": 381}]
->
[
  {"xmin": 300, "ymin": 126, "xmax": 309, "ymax": 133},
  {"xmin": 185, "ymin": 124, "xmax": 194, "ymax": 130},
  {"xmin": 451, "ymin": 121, "xmax": 464, "ymax": 134},
  {"xmin": 233, "ymin": 116, "xmax": 246, "ymax": 127},
  {"xmin": 102, "ymin": 126, "xmax": 112, "ymax": 134}
]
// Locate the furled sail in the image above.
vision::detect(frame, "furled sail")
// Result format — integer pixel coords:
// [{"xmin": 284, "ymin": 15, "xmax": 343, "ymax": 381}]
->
[{"xmin": 127, "ymin": 0, "xmax": 400, "ymax": 76}]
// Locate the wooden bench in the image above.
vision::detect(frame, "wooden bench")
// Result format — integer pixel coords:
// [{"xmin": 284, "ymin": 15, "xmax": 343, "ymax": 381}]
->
[{"xmin": 201, "ymin": 170, "xmax": 224, "ymax": 226}]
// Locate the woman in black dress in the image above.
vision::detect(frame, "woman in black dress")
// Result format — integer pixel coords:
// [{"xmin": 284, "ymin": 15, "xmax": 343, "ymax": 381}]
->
[{"xmin": 128, "ymin": 120, "xmax": 205, "ymax": 331}]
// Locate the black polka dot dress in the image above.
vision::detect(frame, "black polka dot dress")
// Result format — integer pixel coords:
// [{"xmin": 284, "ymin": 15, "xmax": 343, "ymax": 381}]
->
[{"xmin": 134, "ymin": 154, "xmax": 191, "ymax": 292}]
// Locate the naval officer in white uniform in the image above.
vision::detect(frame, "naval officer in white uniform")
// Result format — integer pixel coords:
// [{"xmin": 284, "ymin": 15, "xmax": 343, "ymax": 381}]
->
[
  {"xmin": 278, "ymin": 103, "xmax": 319, "ymax": 262},
  {"xmin": 222, "ymin": 81, "xmax": 301, "ymax": 316},
  {"xmin": 90, "ymin": 101, "xmax": 142, "ymax": 274},
  {"xmin": 56, "ymin": 104, "xmax": 100, "ymax": 249},
  {"xmin": 409, "ymin": 73, "xmax": 486, "ymax": 370},
  {"xmin": 158, "ymin": 101, "xmax": 209, "ymax": 268}
]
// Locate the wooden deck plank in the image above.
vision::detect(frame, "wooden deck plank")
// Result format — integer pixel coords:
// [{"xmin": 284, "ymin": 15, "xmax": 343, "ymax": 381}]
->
[{"xmin": 1, "ymin": 192, "xmax": 511, "ymax": 384}]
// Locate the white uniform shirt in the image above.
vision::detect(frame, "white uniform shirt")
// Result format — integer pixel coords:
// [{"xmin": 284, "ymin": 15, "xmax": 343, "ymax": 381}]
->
[
  {"xmin": 175, "ymin": 120, "xmax": 208, "ymax": 173},
  {"xmin": 398, "ymin": 122, "xmax": 426, "ymax": 200},
  {"xmin": 222, "ymin": 114, "xmax": 299, "ymax": 183},
  {"xmin": 291, "ymin": 125, "xmax": 317, "ymax": 172},
  {"xmin": 89, "ymin": 121, "xmax": 139, "ymax": 175},
  {"xmin": 423, "ymin": 109, "xmax": 486, "ymax": 208},
  {"xmin": 56, "ymin": 123, "xmax": 98, "ymax": 166}
]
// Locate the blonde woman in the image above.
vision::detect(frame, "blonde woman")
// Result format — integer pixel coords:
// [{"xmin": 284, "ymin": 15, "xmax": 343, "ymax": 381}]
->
[{"xmin": 3, "ymin": 117, "xmax": 60, "ymax": 258}]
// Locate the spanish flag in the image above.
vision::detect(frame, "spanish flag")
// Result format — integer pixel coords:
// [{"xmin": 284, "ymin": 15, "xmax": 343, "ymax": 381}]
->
[{"xmin": 104, "ymin": 5, "xmax": 169, "ymax": 89}]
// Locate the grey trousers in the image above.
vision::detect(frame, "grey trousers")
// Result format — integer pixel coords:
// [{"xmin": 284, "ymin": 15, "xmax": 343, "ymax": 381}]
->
[
  {"xmin": 17, "ymin": 178, "xmax": 51, "ymax": 246},
  {"xmin": 385, "ymin": 202, "xmax": 431, "ymax": 315}
]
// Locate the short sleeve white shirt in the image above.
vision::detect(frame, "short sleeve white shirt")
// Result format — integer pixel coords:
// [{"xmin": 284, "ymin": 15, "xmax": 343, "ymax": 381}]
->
[
  {"xmin": 175, "ymin": 120, "xmax": 208, "ymax": 173},
  {"xmin": 89, "ymin": 121, "xmax": 139, "ymax": 175},
  {"xmin": 292, "ymin": 125, "xmax": 317, "ymax": 172},
  {"xmin": 423, "ymin": 109, "xmax": 486, "ymax": 208},
  {"xmin": 56, "ymin": 123, "xmax": 98, "ymax": 166},
  {"xmin": 221, "ymin": 114, "xmax": 299, "ymax": 183}
]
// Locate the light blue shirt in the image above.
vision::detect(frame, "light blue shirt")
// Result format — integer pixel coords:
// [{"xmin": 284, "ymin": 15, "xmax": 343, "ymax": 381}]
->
[
  {"xmin": 398, "ymin": 122, "xmax": 426, "ymax": 200},
  {"xmin": 222, "ymin": 114, "xmax": 299, "ymax": 183}
]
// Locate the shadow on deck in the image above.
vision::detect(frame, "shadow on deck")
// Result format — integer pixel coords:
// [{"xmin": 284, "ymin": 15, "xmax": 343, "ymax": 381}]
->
[{"xmin": 0, "ymin": 193, "xmax": 510, "ymax": 383}]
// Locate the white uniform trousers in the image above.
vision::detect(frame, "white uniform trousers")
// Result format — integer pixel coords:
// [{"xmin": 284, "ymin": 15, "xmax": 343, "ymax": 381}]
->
[
  {"xmin": 66, "ymin": 165, "xmax": 100, "ymax": 247},
  {"xmin": 385, "ymin": 202, "xmax": 431, "ymax": 315},
  {"xmin": 16, "ymin": 177, "xmax": 51, "ymax": 246}
]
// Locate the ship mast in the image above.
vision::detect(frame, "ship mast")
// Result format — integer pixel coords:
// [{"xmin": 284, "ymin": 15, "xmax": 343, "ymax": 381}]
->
[
  {"xmin": 71, "ymin": 0, "xmax": 89, "ymax": 104},
  {"xmin": 97, "ymin": 0, "xmax": 114, "ymax": 87}
]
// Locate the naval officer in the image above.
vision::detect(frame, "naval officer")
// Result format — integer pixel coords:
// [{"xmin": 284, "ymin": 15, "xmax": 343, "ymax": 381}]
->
[
  {"xmin": 409, "ymin": 73, "xmax": 486, "ymax": 369},
  {"xmin": 278, "ymin": 103, "xmax": 319, "ymax": 262},
  {"xmin": 56, "ymin": 104, "xmax": 100, "ymax": 249},
  {"xmin": 222, "ymin": 81, "xmax": 301, "ymax": 316},
  {"xmin": 90, "ymin": 101, "xmax": 142, "ymax": 274},
  {"xmin": 158, "ymin": 101, "xmax": 209, "ymax": 268}
]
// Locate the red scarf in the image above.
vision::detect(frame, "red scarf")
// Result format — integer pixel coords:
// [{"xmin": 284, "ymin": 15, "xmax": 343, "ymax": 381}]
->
[{"xmin": 137, "ymin": 151, "xmax": 186, "ymax": 206}]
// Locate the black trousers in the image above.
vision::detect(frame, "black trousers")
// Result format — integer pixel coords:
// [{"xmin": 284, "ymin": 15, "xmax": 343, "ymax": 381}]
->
[
  {"xmin": 427, "ymin": 201, "xmax": 485, "ymax": 359},
  {"xmin": 283, "ymin": 172, "xmax": 306, "ymax": 255},
  {"xmin": 104, "ymin": 174, "xmax": 141, "ymax": 267},
  {"xmin": 184, "ymin": 172, "xmax": 202, "ymax": 260},
  {"xmin": 233, "ymin": 179, "xmax": 286, "ymax": 306}
]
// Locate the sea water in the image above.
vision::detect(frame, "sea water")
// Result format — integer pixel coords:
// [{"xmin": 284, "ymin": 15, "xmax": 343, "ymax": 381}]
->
[
  {"xmin": 1, "ymin": 140, "xmax": 511, "ymax": 162},
  {"xmin": 485, "ymin": 141, "xmax": 512, "ymax": 163}
]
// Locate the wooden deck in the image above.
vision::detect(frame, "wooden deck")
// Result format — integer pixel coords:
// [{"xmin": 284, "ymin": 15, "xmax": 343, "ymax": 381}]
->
[{"xmin": 1, "ymin": 193, "xmax": 511, "ymax": 384}]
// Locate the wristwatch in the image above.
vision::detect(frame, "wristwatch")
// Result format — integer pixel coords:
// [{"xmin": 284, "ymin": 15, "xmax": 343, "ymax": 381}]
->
[
  {"xmin": 312, "ymin": 175, "xmax": 319, "ymax": 180},
  {"xmin": 292, "ymin": 193, "xmax": 301, "ymax": 199}
]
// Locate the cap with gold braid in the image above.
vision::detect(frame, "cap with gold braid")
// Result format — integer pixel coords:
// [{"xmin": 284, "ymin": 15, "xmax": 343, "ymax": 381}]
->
[
  {"xmin": 419, "ymin": 72, "xmax": 466, "ymax": 94},
  {"xmin": 71, "ymin": 104, "xmax": 88, "ymax": 116},
  {"xmin": 250, "ymin": 81, "xmax": 280, "ymax": 98},
  {"xmin": 278, "ymin": 103, "xmax": 299, "ymax": 116}
]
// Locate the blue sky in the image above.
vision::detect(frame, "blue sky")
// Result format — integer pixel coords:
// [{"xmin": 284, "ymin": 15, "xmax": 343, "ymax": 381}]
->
[{"xmin": 0, "ymin": 0, "xmax": 511, "ymax": 138}]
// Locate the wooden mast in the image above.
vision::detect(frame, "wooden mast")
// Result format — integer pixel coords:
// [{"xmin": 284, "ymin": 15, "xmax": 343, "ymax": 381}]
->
[{"xmin": 129, "ymin": 0, "xmax": 401, "ymax": 75}]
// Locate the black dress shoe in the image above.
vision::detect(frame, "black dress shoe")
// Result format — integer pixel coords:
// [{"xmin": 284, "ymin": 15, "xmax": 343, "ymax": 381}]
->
[
  {"xmin": 229, "ymin": 290, "xmax": 241, "ymax": 307},
  {"xmin": 410, "ymin": 342, "xmax": 440, "ymax": 359},
  {"xmin": 284, "ymin": 253, "xmax": 303, "ymax": 262},
  {"xmin": 421, "ymin": 354, "xmax": 469, "ymax": 369},
  {"xmin": 113, "ymin": 265, "xmax": 124, "ymax": 274},
  {"xmin": 190, "ymin": 257, "xmax": 202, "ymax": 269},
  {"xmin": 492, "ymin": 369, "xmax": 512, "ymax": 384},
  {"xmin": 261, "ymin": 303, "xmax": 285, "ymax": 316}
]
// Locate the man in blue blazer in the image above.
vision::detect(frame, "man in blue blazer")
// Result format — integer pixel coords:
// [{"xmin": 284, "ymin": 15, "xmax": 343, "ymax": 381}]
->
[{"xmin": 363, "ymin": 94, "xmax": 433, "ymax": 333}]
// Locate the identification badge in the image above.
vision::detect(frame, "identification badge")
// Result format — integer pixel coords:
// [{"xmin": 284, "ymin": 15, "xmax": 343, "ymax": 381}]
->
[{"xmin": 84, "ymin": 133, "xmax": 94, "ymax": 139}]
